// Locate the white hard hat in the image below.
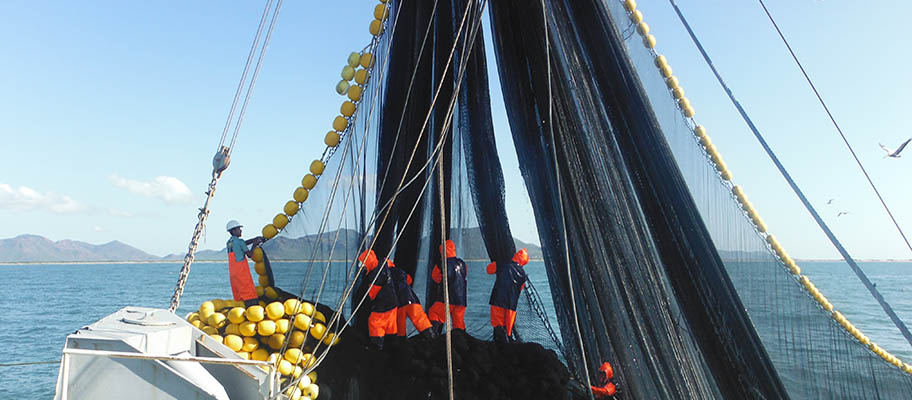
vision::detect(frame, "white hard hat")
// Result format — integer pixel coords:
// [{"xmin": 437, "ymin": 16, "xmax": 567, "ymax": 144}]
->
[{"xmin": 226, "ymin": 220, "xmax": 243, "ymax": 231}]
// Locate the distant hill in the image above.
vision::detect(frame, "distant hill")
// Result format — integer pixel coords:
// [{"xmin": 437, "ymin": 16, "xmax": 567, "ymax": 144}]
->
[
  {"xmin": 0, "ymin": 234, "xmax": 155, "ymax": 262},
  {"xmin": 1, "ymin": 228, "xmax": 542, "ymax": 263},
  {"xmin": 176, "ymin": 227, "xmax": 543, "ymax": 261}
]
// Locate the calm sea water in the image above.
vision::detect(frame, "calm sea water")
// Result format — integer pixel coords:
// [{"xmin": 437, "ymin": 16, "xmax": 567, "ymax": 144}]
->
[{"xmin": 0, "ymin": 261, "xmax": 909, "ymax": 398}]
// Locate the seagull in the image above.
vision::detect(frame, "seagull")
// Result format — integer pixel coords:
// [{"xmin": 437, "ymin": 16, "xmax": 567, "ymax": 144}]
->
[
  {"xmin": 879, "ymin": 138, "xmax": 912, "ymax": 158},
  {"xmin": 837, "ymin": 211, "xmax": 850, "ymax": 217},
  {"xmin": 826, "ymin": 198, "xmax": 835, "ymax": 205}
]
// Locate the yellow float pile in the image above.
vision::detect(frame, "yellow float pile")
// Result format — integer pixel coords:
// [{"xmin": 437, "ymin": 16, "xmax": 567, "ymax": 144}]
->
[{"xmin": 185, "ymin": 298, "xmax": 339, "ymax": 399}]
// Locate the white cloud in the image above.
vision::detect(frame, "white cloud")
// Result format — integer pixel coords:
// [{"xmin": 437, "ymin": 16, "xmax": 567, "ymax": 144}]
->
[
  {"xmin": 109, "ymin": 175, "xmax": 194, "ymax": 205},
  {"xmin": 92, "ymin": 225, "xmax": 104, "ymax": 232},
  {"xmin": 0, "ymin": 183, "xmax": 87, "ymax": 213}
]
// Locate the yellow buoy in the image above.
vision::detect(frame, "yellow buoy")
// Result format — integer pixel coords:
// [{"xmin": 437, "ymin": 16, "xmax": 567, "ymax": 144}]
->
[
  {"xmin": 360, "ymin": 53, "xmax": 374, "ymax": 68},
  {"xmin": 624, "ymin": 0, "xmax": 637, "ymax": 12},
  {"xmin": 369, "ymin": 19, "xmax": 384, "ymax": 36},
  {"xmin": 313, "ymin": 311, "xmax": 326, "ymax": 324},
  {"xmin": 301, "ymin": 353, "xmax": 316, "ymax": 368},
  {"xmin": 257, "ymin": 320, "xmax": 277, "ymax": 336},
  {"xmin": 200, "ymin": 301, "xmax": 215, "ymax": 314},
  {"xmin": 265, "ymin": 286, "xmax": 279, "ymax": 299},
  {"xmin": 273, "ymin": 214, "xmax": 289, "ymax": 230},
  {"xmin": 278, "ymin": 359, "xmax": 294, "ymax": 376},
  {"xmin": 245, "ymin": 305, "xmax": 265, "ymax": 322},
  {"xmin": 284, "ymin": 200, "xmax": 300, "ymax": 216},
  {"xmin": 294, "ymin": 187, "xmax": 310, "ymax": 203},
  {"xmin": 187, "ymin": 312, "xmax": 200, "ymax": 323},
  {"xmin": 224, "ymin": 335, "xmax": 244, "ymax": 352},
  {"xmin": 310, "ymin": 160, "xmax": 325, "ymax": 176},
  {"xmin": 654, "ymin": 55, "xmax": 667, "ymax": 69},
  {"xmin": 212, "ymin": 299, "xmax": 226, "ymax": 310},
  {"xmin": 239, "ymin": 321, "xmax": 257, "ymax": 337},
  {"xmin": 682, "ymin": 105, "xmax": 695, "ymax": 118},
  {"xmin": 225, "ymin": 323, "xmax": 240, "ymax": 336},
  {"xmin": 191, "ymin": 320, "xmax": 203, "ymax": 329},
  {"xmin": 672, "ymin": 85, "xmax": 685, "ymax": 100},
  {"xmin": 285, "ymin": 348, "xmax": 303, "ymax": 364},
  {"xmin": 287, "ymin": 386, "xmax": 303, "ymax": 400},
  {"xmin": 289, "ymin": 330, "xmax": 306, "ymax": 348},
  {"xmin": 258, "ymin": 275, "xmax": 270, "ymax": 287},
  {"xmin": 340, "ymin": 101, "xmax": 356, "ymax": 117},
  {"xmin": 325, "ymin": 131, "xmax": 341, "ymax": 147},
  {"xmin": 348, "ymin": 85, "xmax": 363, "ymax": 102},
  {"xmin": 307, "ymin": 371, "xmax": 318, "ymax": 384},
  {"xmin": 310, "ymin": 323, "xmax": 326, "ymax": 340},
  {"xmin": 242, "ymin": 336, "xmax": 259, "ymax": 352},
  {"xmin": 304, "ymin": 383, "xmax": 320, "ymax": 399},
  {"xmin": 266, "ymin": 302, "xmax": 285, "ymax": 320},
  {"xmin": 637, "ymin": 22, "xmax": 649, "ymax": 36},
  {"xmin": 347, "ymin": 52, "xmax": 361, "ymax": 68},
  {"xmin": 354, "ymin": 68, "xmax": 369, "ymax": 85},
  {"xmin": 237, "ymin": 351, "xmax": 250, "ymax": 360},
  {"xmin": 665, "ymin": 75, "xmax": 679, "ymax": 90},
  {"xmin": 209, "ymin": 334, "xmax": 223, "ymax": 341},
  {"xmin": 263, "ymin": 224, "xmax": 278, "ymax": 239},
  {"xmin": 275, "ymin": 318, "xmax": 290, "ymax": 334},
  {"xmin": 630, "ymin": 10, "xmax": 643, "ymax": 24},
  {"xmin": 297, "ymin": 375, "xmax": 312, "ymax": 390},
  {"xmin": 255, "ymin": 286, "xmax": 265, "ymax": 297},
  {"xmin": 341, "ymin": 65, "xmax": 355, "ymax": 81},
  {"xmin": 302, "ymin": 174, "xmax": 317, "ymax": 190},
  {"xmin": 207, "ymin": 313, "xmax": 227, "ymax": 329},
  {"xmin": 251, "ymin": 247, "xmax": 264, "ymax": 262},
  {"xmin": 268, "ymin": 333, "xmax": 286, "ymax": 350},
  {"xmin": 254, "ymin": 262, "xmax": 267, "ymax": 276},
  {"xmin": 293, "ymin": 314, "xmax": 312, "ymax": 331},
  {"xmin": 284, "ymin": 299, "xmax": 302, "ymax": 315},
  {"xmin": 293, "ymin": 365, "xmax": 303, "ymax": 379},
  {"xmin": 643, "ymin": 34, "xmax": 656, "ymax": 49},
  {"xmin": 251, "ymin": 348, "xmax": 269, "ymax": 361},
  {"xmin": 301, "ymin": 302, "xmax": 315, "ymax": 316},
  {"xmin": 323, "ymin": 332, "xmax": 340, "ymax": 346},
  {"xmin": 374, "ymin": 4, "xmax": 389, "ymax": 19},
  {"xmin": 333, "ymin": 115, "xmax": 348, "ymax": 132},
  {"xmin": 660, "ymin": 62, "xmax": 673, "ymax": 79},
  {"xmin": 335, "ymin": 80, "xmax": 350, "ymax": 95},
  {"xmin": 201, "ymin": 326, "xmax": 218, "ymax": 335}
]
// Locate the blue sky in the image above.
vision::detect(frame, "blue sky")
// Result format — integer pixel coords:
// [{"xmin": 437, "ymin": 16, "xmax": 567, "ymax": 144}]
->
[{"xmin": 1, "ymin": 1, "xmax": 910, "ymax": 259}]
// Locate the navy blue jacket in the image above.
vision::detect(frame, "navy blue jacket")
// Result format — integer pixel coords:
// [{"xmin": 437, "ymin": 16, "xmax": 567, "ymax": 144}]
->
[
  {"xmin": 366, "ymin": 264, "xmax": 397, "ymax": 313},
  {"xmin": 432, "ymin": 257, "xmax": 468, "ymax": 307},
  {"xmin": 390, "ymin": 267, "xmax": 421, "ymax": 306},
  {"xmin": 488, "ymin": 260, "xmax": 528, "ymax": 310}
]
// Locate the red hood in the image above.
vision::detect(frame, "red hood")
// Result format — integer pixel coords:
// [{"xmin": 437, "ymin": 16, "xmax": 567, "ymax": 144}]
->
[
  {"xmin": 438, "ymin": 239, "xmax": 456, "ymax": 258},
  {"xmin": 512, "ymin": 248, "xmax": 529, "ymax": 266},
  {"xmin": 358, "ymin": 249, "xmax": 378, "ymax": 272},
  {"xmin": 386, "ymin": 259, "xmax": 395, "ymax": 268}
]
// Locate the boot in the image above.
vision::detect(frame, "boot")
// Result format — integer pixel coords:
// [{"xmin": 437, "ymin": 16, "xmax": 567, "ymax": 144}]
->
[
  {"xmin": 493, "ymin": 326, "xmax": 508, "ymax": 344},
  {"xmin": 369, "ymin": 336, "xmax": 384, "ymax": 351},
  {"xmin": 419, "ymin": 328, "xmax": 437, "ymax": 341}
]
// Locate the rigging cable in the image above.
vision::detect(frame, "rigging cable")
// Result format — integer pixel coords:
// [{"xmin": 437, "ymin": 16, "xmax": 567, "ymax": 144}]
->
[
  {"xmin": 667, "ymin": 0, "xmax": 912, "ymax": 350},
  {"xmin": 540, "ymin": 0, "xmax": 594, "ymax": 396},
  {"xmin": 756, "ymin": 0, "xmax": 912, "ymax": 258},
  {"xmin": 168, "ymin": 0, "xmax": 283, "ymax": 312}
]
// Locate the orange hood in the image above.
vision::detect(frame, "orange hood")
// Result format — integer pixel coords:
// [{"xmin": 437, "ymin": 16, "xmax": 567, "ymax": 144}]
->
[
  {"xmin": 358, "ymin": 249, "xmax": 378, "ymax": 272},
  {"xmin": 512, "ymin": 248, "xmax": 529, "ymax": 266},
  {"xmin": 438, "ymin": 239, "xmax": 456, "ymax": 258}
]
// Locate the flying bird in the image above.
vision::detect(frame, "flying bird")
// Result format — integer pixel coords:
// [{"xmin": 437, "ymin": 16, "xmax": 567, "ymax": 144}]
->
[
  {"xmin": 826, "ymin": 198, "xmax": 835, "ymax": 205},
  {"xmin": 879, "ymin": 138, "xmax": 912, "ymax": 158},
  {"xmin": 837, "ymin": 211, "xmax": 850, "ymax": 217}
]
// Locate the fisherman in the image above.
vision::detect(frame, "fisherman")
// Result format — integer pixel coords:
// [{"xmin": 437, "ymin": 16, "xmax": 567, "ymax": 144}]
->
[
  {"xmin": 590, "ymin": 361, "xmax": 617, "ymax": 398},
  {"xmin": 487, "ymin": 248, "xmax": 529, "ymax": 343},
  {"xmin": 225, "ymin": 220, "xmax": 265, "ymax": 307},
  {"xmin": 428, "ymin": 240, "xmax": 468, "ymax": 333},
  {"xmin": 387, "ymin": 258, "xmax": 435, "ymax": 339},
  {"xmin": 358, "ymin": 249, "xmax": 398, "ymax": 350}
]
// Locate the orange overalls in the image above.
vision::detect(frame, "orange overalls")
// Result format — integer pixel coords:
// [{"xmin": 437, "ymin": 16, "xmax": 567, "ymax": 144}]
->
[
  {"xmin": 359, "ymin": 250, "xmax": 398, "ymax": 343},
  {"xmin": 428, "ymin": 240, "xmax": 468, "ymax": 330},
  {"xmin": 227, "ymin": 237, "xmax": 257, "ymax": 301},
  {"xmin": 487, "ymin": 248, "xmax": 529, "ymax": 339}
]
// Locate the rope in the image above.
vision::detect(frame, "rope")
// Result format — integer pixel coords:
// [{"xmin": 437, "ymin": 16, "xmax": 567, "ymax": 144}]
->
[
  {"xmin": 668, "ymin": 0, "xmax": 912, "ymax": 350},
  {"xmin": 438, "ymin": 133, "xmax": 455, "ymax": 400},
  {"xmin": 540, "ymin": 0, "xmax": 594, "ymax": 396},
  {"xmin": 217, "ymin": 0, "xmax": 274, "ymax": 150},
  {"xmin": 0, "ymin": 360, "xmax": 59, "ymax": 367},
  {"xmin": 755, "ymin": 0, "xmax": 912, "ymax": 257}
]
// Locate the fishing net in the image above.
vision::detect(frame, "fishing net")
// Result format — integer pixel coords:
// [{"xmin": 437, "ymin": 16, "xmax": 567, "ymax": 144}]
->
[{"xmin": 226, "ymin": 0, "xmax": 912, "ymax": 398}]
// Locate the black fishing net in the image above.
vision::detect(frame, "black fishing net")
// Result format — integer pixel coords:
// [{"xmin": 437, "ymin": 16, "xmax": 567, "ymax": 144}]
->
[{"xmin": 268, "ymin": 0, "xmax": 912, "ymax": 398}]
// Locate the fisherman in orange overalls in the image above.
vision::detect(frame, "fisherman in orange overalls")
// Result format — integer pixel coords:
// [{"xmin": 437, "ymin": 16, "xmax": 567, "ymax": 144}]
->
[
  {"xmin": 428, "ymin": 240, "xmax": 468, "ymax": 333},
  {"xmin": 487, "ymin": 248, "xmax": 529, "ymax": 343},
  {"xmin": 387, "ymin": 259, "xmax": 435, "ymax": 339},
  {"xmin": 358, "ymin": 249, "xmax": 398, "ymax": 350},
  {"xmin": 225, "ymin": 220, "xmax": 265, "ymax": 306}
]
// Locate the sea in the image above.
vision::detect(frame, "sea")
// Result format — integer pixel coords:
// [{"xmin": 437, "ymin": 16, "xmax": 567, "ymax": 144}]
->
[{"xmin": 1, "ymin": 261, "xmax": 910, "ymax": 398}]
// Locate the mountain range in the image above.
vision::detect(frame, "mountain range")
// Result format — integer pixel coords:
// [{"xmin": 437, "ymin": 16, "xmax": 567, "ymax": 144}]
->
[{"xmin": 1, "ymin": 229, "xmax": 542, "ymax": 263}]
